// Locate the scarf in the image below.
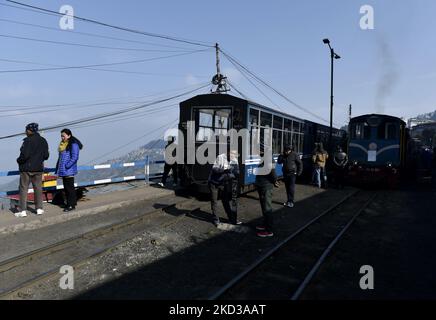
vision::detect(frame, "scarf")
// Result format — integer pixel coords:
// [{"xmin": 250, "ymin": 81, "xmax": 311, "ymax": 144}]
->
[{"xmin": 58, "ymin": 140, "xmax": 69, "ymax": 153}]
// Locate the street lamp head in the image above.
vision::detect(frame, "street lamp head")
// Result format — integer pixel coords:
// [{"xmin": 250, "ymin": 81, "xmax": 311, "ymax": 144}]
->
[
  {"xmin": 334, "ymin": 53, "xmax": 341, "ymax": 59},
  {"xmin": 323, "ymin": 38, "xmax": 330, "ymax": 44}
]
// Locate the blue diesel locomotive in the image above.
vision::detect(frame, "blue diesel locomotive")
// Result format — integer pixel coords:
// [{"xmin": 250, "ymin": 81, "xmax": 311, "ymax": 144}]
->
[{"xmin": 348, "ymin": 114, "xmax": 411, "ymax": 186}]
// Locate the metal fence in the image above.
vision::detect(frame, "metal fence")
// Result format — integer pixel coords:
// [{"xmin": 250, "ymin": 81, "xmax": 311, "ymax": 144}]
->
[{"xmin": 0, "ymin": 156, "xmax": 166, "ymax": 197}]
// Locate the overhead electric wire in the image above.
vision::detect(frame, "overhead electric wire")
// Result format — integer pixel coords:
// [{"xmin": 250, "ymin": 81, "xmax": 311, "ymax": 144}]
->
[
  {"xmin": 6, "ymin": 0, "xmax": 214, "ymax": 48},
  {"xmin": 0, "ymin": 81, "xmax": 210, "ymax": 110},
  {"xmin": 0, "ymin": 83, "xmax": 209, "ymax": 140},
  {"xmin": 0, "ymin": 57, "xmax": 210, "ymax": 79},
  {"xmin": 69, "ymin": 104, "xmax": 179, "ymax": 129},
  {"xmin": 227, "ymin": 79, "xmax": 249, "ymax": 100},
  {"xmin": 0, "ymin": 18, "xmax": 198, "ymax": 50},
  {"xmin": 223, "ymin": 55, "xmax": 283, "ymax": 111},
  {"xmin": 0, "ymin": 48, "xmax": 211, "ymax": 74},
  {"xmin": 220, "ymin": 48, "xmax": 338, "ymax": 126},
  {"xmin": 0, "ymin": 33, "xmax": 199, "ymax": 53}
]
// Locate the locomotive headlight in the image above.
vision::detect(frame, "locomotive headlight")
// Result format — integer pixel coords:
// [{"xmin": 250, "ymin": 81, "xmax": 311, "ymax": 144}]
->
[
  {"xmin": 386, "ymin": 162, "xmax": 392, "ymax": 167},
  {"xmin": 353, "ymin": 160, "xmax": 358, "ymax": 166}
]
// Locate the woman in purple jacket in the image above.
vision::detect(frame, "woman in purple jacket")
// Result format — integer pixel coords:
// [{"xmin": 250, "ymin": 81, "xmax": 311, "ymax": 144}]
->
[{"xmin": 56, "ymin": 128, "xmax": 83, "ymax": 212}]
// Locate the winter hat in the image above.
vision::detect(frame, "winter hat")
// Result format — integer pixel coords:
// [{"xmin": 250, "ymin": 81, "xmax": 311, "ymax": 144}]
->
[{"xmin": 25, "ymin": 123, "xmax": 39, "ymax": 132}]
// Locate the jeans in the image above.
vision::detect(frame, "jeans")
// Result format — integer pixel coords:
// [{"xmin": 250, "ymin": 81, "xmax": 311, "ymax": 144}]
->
[
  {"xmin": 283, "ymin": 174, "xmax": 296, "ymax": 203},
  {"xmin": 312, "ymin": 167, "xmax": 327, "ymax": 188},
  {"xmin": 209, "ymin": 182, "xmax": 237, "ymax": 224}
]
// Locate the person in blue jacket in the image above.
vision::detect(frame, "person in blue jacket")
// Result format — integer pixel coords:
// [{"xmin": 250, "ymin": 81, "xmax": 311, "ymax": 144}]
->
[{"xmin": 56, "ymin": 128, "xmax": 83, "ymax": 212}]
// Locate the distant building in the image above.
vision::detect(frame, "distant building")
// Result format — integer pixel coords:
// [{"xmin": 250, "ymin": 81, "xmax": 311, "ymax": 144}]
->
[
  {"xmin": 407, "ymin": 117, "xmax": 435, "ymax": 128},
  {"xmin": 411, "ymin": 122, "xmax": 436, "ymax": 147}
]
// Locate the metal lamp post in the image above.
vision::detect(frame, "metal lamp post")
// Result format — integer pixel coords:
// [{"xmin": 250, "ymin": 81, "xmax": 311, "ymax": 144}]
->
[{"xmin": 323, "ymin": 38, "xmax": 341, "ymax": 150}]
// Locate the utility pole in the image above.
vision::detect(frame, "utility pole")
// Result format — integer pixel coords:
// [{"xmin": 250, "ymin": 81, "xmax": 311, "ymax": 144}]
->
[
  {"xmin": 349, "ymin": 104, "xmax": 352, "ymax": 122},
  {"xmin": 323, "ymin": 38, "xmax": 341, "ymax": 151},
  {"xmin": 212, "ymin": 43, "xmax": 229, "ymax": 94}
]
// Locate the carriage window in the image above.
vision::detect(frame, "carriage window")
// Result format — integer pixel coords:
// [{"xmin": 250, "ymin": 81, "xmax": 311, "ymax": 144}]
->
[
  {"xmin": 260, "ymin": 112, "xmax": 272, "ymax": 127},
  {"xmin": 283, "ymin": 131, "xmax": 292, "ymax": 149},
  {"xmin": 273, "ymin": 116, "xmax": 283, "ymax": 129},
  {"xmin": 272, "ymin": 130, "xmax": 282, "ymax": 154},
  {"xmin": 249, "ymin": 109, "xmax": 259, "ymax": 126},
  {"xmin": 284, "ymin": 118, "xmax": 293, "ymax": 131},
  {"xmin": 293, "ymin": 122, "xmax": 301, "ymax": 133}
]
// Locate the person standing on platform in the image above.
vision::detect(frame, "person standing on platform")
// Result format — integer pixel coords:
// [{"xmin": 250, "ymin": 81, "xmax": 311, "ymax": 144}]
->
[
  {"xmin": 277, "ymin": 145, "xmax": 302, "ymax": 208},
  {"xmin": 208, "ymin": 150, "xmax": 240, "ymax": 226},
  {"xmin": 333, "ymin": 146, "xmax": 348, "ymax": 189},
  {"xmin": 56, "ymin": 128, "xmax": 83, "ymax": 212},
  {"xmin": 312, "ymin": 142, "xmax": 329, "ymax": 188},
  {"xmin": 255, "ymin": 148, "xmax": 279, "ymax": 237},
  {"xmin": 16, "ymin": 123, "xmax": 49, "ymax": 218},
  {"xmin": 158, "ymin": 136, "xmax": 178, "ymax": 187}
]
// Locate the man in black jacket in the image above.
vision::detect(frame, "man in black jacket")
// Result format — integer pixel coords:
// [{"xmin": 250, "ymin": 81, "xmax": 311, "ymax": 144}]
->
[
  {"xmin": 277, "ymin": 145, "xmax": 303, "ymax": 208},
  {"xmin": 16, "ymin": 123, "xmax": 49, "ymax": 217}
]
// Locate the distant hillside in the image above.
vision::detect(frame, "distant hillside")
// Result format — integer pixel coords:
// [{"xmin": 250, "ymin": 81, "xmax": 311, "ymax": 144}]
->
[{"xmin": 416, "ymin": 110, "xmax": 436, "ymax": 121}]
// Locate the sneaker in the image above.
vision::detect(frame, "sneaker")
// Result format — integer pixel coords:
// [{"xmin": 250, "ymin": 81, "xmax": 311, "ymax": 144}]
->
[
  {"xmin": 63, "ymin": 206, "xmax": 76, "ymax": 213},
  {"xmin": 255, "ymin": 225, "xmax": 266, "ymax": 231},
  {"xmin": 283, "ymin": 202, "xmax": 288, "ymax": 206},
  {"xmin": 15, "ymin": 210, "xmax": 27, "ymax": 218},
  {"xmin": 257, "ymin": 230, "xmax": 274, "ymax": 237},
  {"xmin": 157, "ymin": 182, "xmax": 164, "ymax": 187},
  {"xmin": 36, "ymin": 209, "xmax": 44, "ymax": 215},
  {"xmin": 286, "ymin": 202, "xmax": 294, "ymax": 208},
  {"xmin": 231, "ymin": 221, "xmax": 243, "ymax": 225}
]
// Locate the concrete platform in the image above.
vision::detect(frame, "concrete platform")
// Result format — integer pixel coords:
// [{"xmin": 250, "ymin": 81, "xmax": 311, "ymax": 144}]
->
[{"xmin": 0, "ymin": 182, "xmax": 175, "ymax": 235}]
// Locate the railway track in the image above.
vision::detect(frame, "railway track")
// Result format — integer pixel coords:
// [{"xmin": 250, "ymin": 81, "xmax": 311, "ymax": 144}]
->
[
  {"xmin": 209, "ymin": 190, "xmax": 377, "ymax": 300},
  {"xmin": 0, "ymin": 197, "xmax": 200, "ymax": 299}
]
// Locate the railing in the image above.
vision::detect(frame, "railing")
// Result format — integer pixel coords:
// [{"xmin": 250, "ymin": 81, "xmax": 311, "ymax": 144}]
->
[{"xmin": 0, "ymin": 157, "xmax": 167, "ymax": 197}]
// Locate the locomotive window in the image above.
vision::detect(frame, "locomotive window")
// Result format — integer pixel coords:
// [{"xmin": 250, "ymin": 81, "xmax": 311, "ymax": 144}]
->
[
  {"xmin": 273, "ymin": 116, "xmax": 283, "ymax": 129},
  {"xmin": 249, "ymin": 109, "xmax": 259, "ymax": 126},
  {"xmin": 197, "ymin": 127, "xmax": 215, "ymax": 142},
  {"xmin": 293, "ymin": 122, "xmax": 301, "ymax": 133},
  {"xmin": 195, "ymin": 108, "xmax": 231, "ymax": 142},
  {"xmin": 386, "ymin": 123, "xmax": 397, "ymax": 139},
  {"xmin": 199, "ymin": 110, "xmax": 213, "ymax": 127},
  {"xmin": 260, "ymin": 112, "xmax": 272, "ymax": 127},
  {"xmin": 351, "ymin": 122, "xmax": 371, "ymax": 139},
  {"xmin": 382, "ymin": 123, "xmax": 397, "ymax": 140},
  {"xmin": 284, "ymin": 118, "xmax": 293, "ymax": 131},
  {"xmin": 215, "ymin": 110, "xmax": 229, "ymax": 129}
]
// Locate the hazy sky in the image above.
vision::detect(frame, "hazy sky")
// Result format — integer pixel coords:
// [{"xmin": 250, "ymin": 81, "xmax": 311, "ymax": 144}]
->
[{"xmin": 0, "ymin": 0, "xmax": 435, "ymax": 172}]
